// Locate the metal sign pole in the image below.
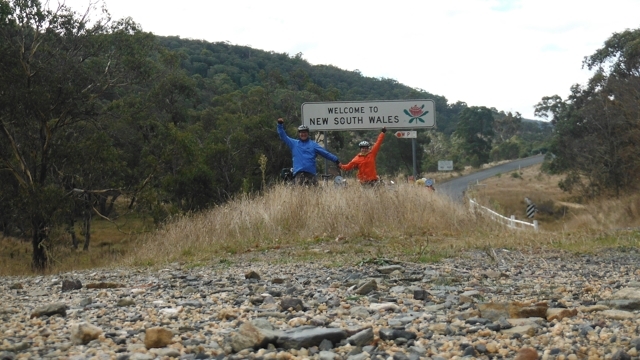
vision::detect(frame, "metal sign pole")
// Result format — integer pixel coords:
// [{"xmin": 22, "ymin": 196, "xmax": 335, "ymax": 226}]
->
[
  {"xmin": 412, "ymin": 137, "xmax": 417, "ymax": 179},
  {"xmin": 323, "ymin": 131, "xmax": 328, "ymax": 176}
]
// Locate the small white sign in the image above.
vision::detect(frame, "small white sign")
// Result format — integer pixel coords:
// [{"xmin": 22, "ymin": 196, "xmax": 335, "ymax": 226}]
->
[
  {"xmin": 302, "ymin": 99, "xmax": 436, "ymax": 131},
  {"xmin": 394, "ymin": 131, "xmax": 417, "ymax": 139},
  {"xmin": 438, "ymin": 160, "xmax": 453, "ymax": 171}
]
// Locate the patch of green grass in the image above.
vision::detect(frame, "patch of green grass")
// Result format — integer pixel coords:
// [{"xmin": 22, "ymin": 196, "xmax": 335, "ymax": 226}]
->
[
  {"xmin": 416, "ymin": 253, "xmax": 446, "ymax": 263},
  {"xmin": 185, "ymin": 261, "xmax": 205, "ymax": 269},
  {"xmin": 357, "ymin": 257, "xmax": 390, "ymax": 266},
  {"xmin": 549, "ymin": 233, "xmax": 637, "ymax": 254},
  {"xmin": 181, "ymin": 248, "xmax": 195, "ymax": 258}
]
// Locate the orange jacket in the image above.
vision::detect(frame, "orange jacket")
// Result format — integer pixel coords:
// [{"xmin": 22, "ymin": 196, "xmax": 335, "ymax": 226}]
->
[{"xmin": 340, "ymin": 132, "xmax": 385, "ymax": 183}]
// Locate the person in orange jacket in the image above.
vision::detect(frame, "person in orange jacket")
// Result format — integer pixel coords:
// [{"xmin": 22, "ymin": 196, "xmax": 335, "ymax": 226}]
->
[{"xmin": 339, "ymin": 127, "xmax": 386, "ymax": 186}]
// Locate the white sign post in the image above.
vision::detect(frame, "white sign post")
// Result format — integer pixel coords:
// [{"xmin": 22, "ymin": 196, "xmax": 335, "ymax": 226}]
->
[
  {"xmin": 394, "ymin": 131, "xmax": 417, "ymax": 138},
  {"xmin": 302, "ymin": 99, "xmax": 436, "ymax": 131}
]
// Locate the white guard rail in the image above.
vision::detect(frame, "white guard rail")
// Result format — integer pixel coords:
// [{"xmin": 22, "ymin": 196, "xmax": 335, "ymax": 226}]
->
[{"xmin": 469, "ymin": 198, "xmax": 539, "ymax": 231}]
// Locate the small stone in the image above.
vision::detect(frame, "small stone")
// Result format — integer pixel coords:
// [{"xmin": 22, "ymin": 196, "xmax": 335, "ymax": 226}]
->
[
  {"xmin": 31, "ymin": 303, "xmax": 67, "ymax": 318},
  {"xmin": 514, "ymin": 347, "xmax": 538, "ymax": 360},
  {"xmin": 354, "ymin": 279, "xmax": 377, "ymax": 295},
  {"xmin": 144, "ymin": 327, "xmax": 174, "ymax": 349},
  {"xmin": 245, "ymin": 270, "xmax": 261, "ymax": 280},
  {"xmin": 377, "ymin": 265, "xmax": 404, "ymax": 274},
  {"xmin": 117, "ymin": 298, "xmax": 135, "ymax": 307},
  {"xmin": 61, "ymin": 279, "xmax": 82, "ymax": 292},
  {"xmin": 70, "ymin": 322, "xmax": 103, "ymax": 345},
  {"xmin": 279, "ymin": 297, "xmax": 304, "ymax": 311},
  {"xmin": 86, "ymin": 282, "xmax": 123, "ymax": 289}
]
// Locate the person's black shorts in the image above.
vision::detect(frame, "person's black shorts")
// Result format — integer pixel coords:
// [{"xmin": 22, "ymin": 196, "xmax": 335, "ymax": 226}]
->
[
  {"xmin": 361, "ymin": 179, "xmax": 380, "ymax": 187},
  {"xmin": 294, "ymin": 172, "xmax": 318, "ymax": 186}
]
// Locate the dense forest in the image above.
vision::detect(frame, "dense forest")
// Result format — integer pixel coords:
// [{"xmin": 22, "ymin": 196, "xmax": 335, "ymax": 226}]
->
[{"xmin": 0, "ymin": 1, "xmax": 552, "ymax": 269}]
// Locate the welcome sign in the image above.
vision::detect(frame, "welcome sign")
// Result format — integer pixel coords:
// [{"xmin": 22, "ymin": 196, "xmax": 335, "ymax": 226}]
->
[{"xmin": 302, "ymin": 100, "xmax": 436, "ymax": 131}]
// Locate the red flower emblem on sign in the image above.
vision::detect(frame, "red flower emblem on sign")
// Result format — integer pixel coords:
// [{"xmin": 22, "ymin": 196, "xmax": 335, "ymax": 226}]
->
[
  {"xmin": 408, "ymin": 106, "xmax": 423, "ymax": 117},
  {"xmin": 403, "ymin": 104, "xmax": 429, "ymax": 124}
]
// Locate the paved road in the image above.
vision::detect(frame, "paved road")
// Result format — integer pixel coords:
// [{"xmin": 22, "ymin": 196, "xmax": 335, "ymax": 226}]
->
[{"xmin": 437, "ymin": 154, "xmax": 545, "ymax": 202}]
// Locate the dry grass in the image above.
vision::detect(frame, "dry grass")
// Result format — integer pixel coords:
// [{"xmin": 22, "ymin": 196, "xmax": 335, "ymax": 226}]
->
[
  {"xmin": 466, "ymin": 163, "xmax": 640, "ymax": 233},
  {"xmin": 123, "ymin": 185, "xmax": 482, "ymax": 267},
  {"xmin": 3, "ymin": 163, "xmax": 640, "ymax": 276},
  {"xmin": 0, "ymin": 213, "xmax": 154, "ymax": 276},
  {"xmin": 122, "ymin": 183, "xmax": 585, "ymax": 269}
]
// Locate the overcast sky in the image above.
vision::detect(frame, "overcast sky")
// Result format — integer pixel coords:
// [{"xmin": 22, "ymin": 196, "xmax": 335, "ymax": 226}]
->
[{"xmin": 61, "ymin": 0, "xmax": 640, "ymax": 120}]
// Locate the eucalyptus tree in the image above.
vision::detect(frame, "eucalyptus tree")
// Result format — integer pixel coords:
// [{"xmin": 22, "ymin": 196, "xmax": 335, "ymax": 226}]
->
[
  {"xmin": 452, "ymin": 106, "xmax": 495, "ymax": 167},
  {"xmin": 535, "ymin": 28, "xmax": 640, "ymax": 197},
  {"xmin": 0, "ymin": 0, "xmax": 155, "ymax": 270}
]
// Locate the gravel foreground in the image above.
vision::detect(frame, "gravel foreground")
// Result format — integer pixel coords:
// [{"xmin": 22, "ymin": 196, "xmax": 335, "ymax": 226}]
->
[{"xmin": 1, "ymin": 248, "xmax": 640, "ymax": 360}]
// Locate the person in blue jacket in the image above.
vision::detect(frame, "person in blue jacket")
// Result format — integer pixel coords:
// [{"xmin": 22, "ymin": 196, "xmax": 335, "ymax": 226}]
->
[{"xmin": 277, "ymin": 118, "xmax": 340, "ymax": 186}]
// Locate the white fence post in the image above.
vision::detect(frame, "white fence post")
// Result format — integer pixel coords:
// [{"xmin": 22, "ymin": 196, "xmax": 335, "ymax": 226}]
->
[
  {"xmin": 510, "ymin": 215, "xmax": 515, "ymax": 229},
  {"xmin": 534, "ymin": 220, "xmax": 539, "ymax": 232}
]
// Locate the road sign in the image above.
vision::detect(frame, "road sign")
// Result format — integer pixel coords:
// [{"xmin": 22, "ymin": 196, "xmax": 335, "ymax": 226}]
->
[
  {"xmin": 302, "ymin": 99, "xmax": 436, "ymax": 131},
  {"xmin": 395, "ymin": 131, "xmax": 417, "ymax": 138},
  {"xmin": 438, "ymin": 160, "xmax": 453, "ymax": 171},
  {"xmin": 526, "ymin": 204, "xmax": 537, "ymax": 218}
]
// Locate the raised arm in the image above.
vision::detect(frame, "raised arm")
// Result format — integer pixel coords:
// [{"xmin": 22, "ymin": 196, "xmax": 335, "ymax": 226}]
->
[
  {"xmin": 370, "ymin": 129, "xmax": 386, "ymax": 157},
  {"xmin": 277, "ymin": 121, "xmax": 295, "ymax": 149}
]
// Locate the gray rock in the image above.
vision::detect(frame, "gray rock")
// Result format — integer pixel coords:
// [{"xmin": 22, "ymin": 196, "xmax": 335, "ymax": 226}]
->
[
  {"xmin": 348, "ymin": 353, "xmax": 370, "ymax": 360},
  {"xmin": 349, "ymin": 306, "xmax": 370, "ymax": 319},
  {"xmin": 31, "ymin": 303, "xmax": 67, "ymax": 318},
  {"xmin": 228, "ymin": 321, "xmax": 282, "ymax": 352},
  {"xmin": 61, "ymin": 279, "xmax": 82, "ymax": 292},
  {"xmin": 611, "ymin": 350, "xmax": 631, "ymax": 360},
  {"xmin": 354, "ymin": 279, "xmax": 377, "ymax": 295},
  {"xmin": 117, "ymin": 298, "xmax": 135, "ymax": 307},
  {"xmin": 318, "ymin": 338, "xmax": 333, "ymax": 351},
  {"xmin": 277, "ymin": 327, "xmax": 347, "ymax": 350},
  {"xmin": 392, "ymin": 352, "xmax": 410, "ymax": 360},
  {"xmin": 178, "ymin": 300, "xmax": 202, "ymax": 308},
  {"xmin": 413, "ymin": 289, "xmax": 427, "ymax": 300},
  {"xmin": 279, "ymin": 297, "xmax": 304, "ymax": 311},
  {"xmin": 378, "ymin": 329, "xmax": 417, "ymax": 341},
  {"xmin": 597, "ymin": 299, "xmax": 640, "ymax": 311},
  {"xmin": 377, "ymin": 265, "xmax": 404, "ymax": 274},
  {"xmin": 0, "ymin": 352, "xmax": 15, "ymax": 360},
  {"xmin": 346, "ymin": 328, "xmax": 374, "ymax": 347},
  {"xmin": 319, "ymin": 351, "xmax": 337, "ymax": 360}
]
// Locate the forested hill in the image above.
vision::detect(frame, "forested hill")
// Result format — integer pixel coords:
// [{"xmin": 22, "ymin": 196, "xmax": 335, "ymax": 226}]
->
[
  {"xmin": 154, "ymin": 35, "xmax": 551, "ymax": 171},
  {"xmin": 156, "ymin": 36, "xmax": 462, "ymax": 134}
]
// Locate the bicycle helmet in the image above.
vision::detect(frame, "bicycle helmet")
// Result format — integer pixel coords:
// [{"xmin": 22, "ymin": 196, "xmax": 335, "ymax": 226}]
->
[
  {"xmin": 297, "ymin": 125, "xmax": 310, "ymax": 132},
  {"xmin": 425, "ymin": 179, "xmax": 434, "ymax": 186},
  {"xmin": 358, "ymin": 141, "xmax": 371, "ymax": 148}
]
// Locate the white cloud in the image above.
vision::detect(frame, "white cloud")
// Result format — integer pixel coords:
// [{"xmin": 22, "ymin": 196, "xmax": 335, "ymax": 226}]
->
[{"xmin": 59, "ymin": 0, "xmax": 640, "ymax": 120}]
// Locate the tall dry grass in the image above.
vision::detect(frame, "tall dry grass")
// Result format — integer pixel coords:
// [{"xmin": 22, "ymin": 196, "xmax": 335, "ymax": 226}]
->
[
  {"xmin": 560, "ymin": 193, "xmax": 640, "ymax": 231},
  {"xmin": 5, "ymin": 173, "xmax": 639, "ymax": 276},
  {"xmin": 123, "ymin": 183, "xmax": 581, "ymax": 267}
]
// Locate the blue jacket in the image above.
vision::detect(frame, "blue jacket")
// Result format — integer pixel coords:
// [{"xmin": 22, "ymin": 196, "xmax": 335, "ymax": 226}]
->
[{"xmin": 277, "ymin": 124, "xmax": 338, "ymax": 176}]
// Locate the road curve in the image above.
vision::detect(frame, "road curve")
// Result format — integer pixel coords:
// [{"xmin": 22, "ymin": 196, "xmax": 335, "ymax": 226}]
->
[{"xmin": 437, "ymin": 154, "xmax": 545, "ymax": 202}]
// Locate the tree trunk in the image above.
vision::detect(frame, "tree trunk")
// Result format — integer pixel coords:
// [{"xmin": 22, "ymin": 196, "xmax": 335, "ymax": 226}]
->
[
  {"xmin": 68, "ymin": 218, "xmax": 78, "ymax": 249},
  {"xmin": 83, "ymin": 195, "xmax": 92, "ymax": 251},
  {"xmin": 31, "ymin": 218, "xmax": 48, "ymax": 271},
  {"xmin": 105, "ymin": 193, "xmax": 119, "ymax": 217}
]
